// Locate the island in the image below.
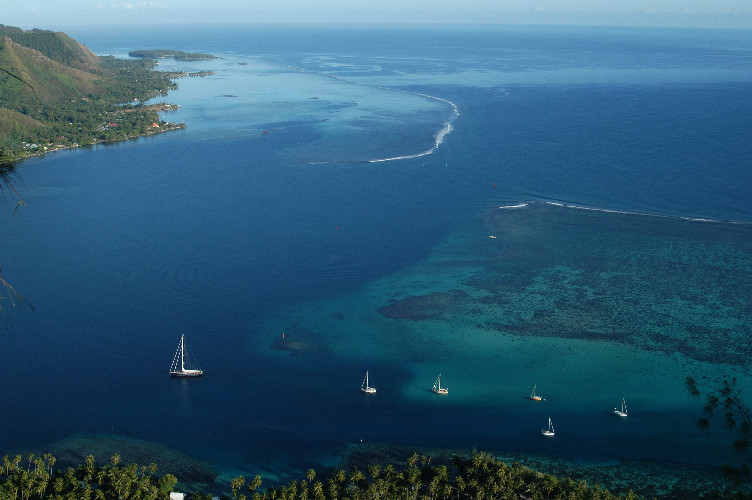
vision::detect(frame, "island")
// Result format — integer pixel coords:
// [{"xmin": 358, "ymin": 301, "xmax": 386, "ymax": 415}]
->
[
  {"xmin": 128, "ymin": 49, "xmax": 218, "ymax": 60},
  {"xmin": 0, "ymin": 25, "xmax": 200, "ymax": 164}
]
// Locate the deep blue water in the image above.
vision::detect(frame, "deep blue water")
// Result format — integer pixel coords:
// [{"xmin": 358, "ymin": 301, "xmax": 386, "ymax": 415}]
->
[{"xmin": 2, "ymin": 24, "xmax": 752, "ymax": 495}]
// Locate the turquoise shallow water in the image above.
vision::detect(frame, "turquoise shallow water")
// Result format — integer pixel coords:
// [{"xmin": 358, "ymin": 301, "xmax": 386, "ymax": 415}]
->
[
  {"xmin": 2, "ymin": 24, "xmax": 752, "ymax": 497},
  {"xmin": 257, "ymin": 200, "xmax": 752, "ymax": 456}
]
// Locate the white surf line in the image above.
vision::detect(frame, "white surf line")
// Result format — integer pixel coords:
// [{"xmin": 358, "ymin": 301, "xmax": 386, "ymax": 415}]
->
[
  {"xmin": 248, "ymin": 57, "xmax": 459, "ymax": 164},
  {"xmin": 505, "ymin": 200, "xmax": 751, "ymax": 226},
  {"xmin": 497, "ymin": 203, "xmax": 529, "ymax": 209},
  {"xmin": 322, "ymin": 73, "xmax": 460, "ymax": 163}
]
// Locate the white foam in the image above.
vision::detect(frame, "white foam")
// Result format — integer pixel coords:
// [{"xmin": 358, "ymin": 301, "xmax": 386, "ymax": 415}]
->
[
  {"xmin": 354, "ymin": 85, "xmax": 459, "ymax": 164},
  {"xmin": 268, "ymin": 61, "xmax": 460, "ymax": 165},
  {"xmin": 537, "ymin": 200, "xmax": 750, "ymax": 225},
  {"xmin": 492, "ymin": 200, "xmax": 750, "ymax": 226}
]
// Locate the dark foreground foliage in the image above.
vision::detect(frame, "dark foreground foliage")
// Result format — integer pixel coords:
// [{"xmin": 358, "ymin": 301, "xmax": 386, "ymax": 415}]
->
[
  {"xmin": 226, "ymin": 451, "xmax": 642, "ymax": 500},
  {"xmin": 1, "ymin": 450, "xmax": 643, "ymax": 500},
  {"xmin": 687, "ymin": 376, "xmax": 752, "ymax": 480},
  {"xmin": 0, "ymin": 453, "xmax": 176, "ymax": 500}
]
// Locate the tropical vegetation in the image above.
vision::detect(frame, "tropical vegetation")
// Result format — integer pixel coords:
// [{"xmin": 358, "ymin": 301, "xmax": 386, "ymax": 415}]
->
[
  {"xmin": 0, "ymin": 453, "xmax": 177, "ymax": 500},
  {"xmin": 0, "ymin": 24, "xmax": 186, "ymax": 164},
  {"xmin": 227, "ymin": 451, "xmax": 643, "ymax": 500},
  {"xmin": 128, "ymin": 50, "xmax": 217, "ymax": 60},
  {"xmin": 2, "ymin": 450, "xmax": 645, "ymax": 500},
  {"xmin": 686, "ymin": 376, "xmax": 752, "ymax": 481}
]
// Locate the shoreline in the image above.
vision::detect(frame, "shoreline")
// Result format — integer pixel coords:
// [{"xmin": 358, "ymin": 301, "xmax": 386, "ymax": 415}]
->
[
  {"xmin": 4, "ymin": 104, "xmax": 185, "ymax": 165},
  {"xmin": 10, "ymin": 434, "xmax": 746, "ymax": 499}
]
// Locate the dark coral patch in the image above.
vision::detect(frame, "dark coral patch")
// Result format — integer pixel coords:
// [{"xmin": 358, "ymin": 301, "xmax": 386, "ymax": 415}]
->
[
  {"xmin": 378, "ymin": 290, "xmax": 470, "ymax": 320},
  {"xmin": 272, "ymin": 324, "xmax": 327, "ymax": 355}
]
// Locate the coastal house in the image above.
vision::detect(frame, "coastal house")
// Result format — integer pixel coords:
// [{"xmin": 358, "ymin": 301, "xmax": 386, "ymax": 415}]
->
[{"xmin": 170, "ymin": 493, "xmax": 219, "ymax": 500}]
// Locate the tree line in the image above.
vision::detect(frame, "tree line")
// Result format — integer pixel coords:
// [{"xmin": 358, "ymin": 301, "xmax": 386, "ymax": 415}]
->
[
  {"xmin": 220, "ymin": 451, "xmax": 645, "ymax": 500},
  {"xmin": 2, "ymin": 450, "xmax": 640, "ymax": 500},
  {"xmin": 0, "ymin": 453, "xmax": 176, "ymax": 500}
]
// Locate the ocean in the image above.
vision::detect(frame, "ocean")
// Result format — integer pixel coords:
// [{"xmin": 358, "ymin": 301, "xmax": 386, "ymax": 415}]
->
[{"xmin": 2, "ymin": 23, "xmax": 752, "ymax": 497}]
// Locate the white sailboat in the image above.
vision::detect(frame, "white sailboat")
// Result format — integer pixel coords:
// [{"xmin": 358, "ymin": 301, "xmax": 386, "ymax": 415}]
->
[
  {"xmin": 361, "ymin": 371, "xmax": 376, "ymax": 393},
  {"xmin": 614, "ymin": 398, "xmax": 628, "ymax": 417},
  {"xmin": 432, "ymin": 374, "xmax": 448, "ymax": 395},
  {"xmin": 169, "ymin": 334, "xmax": 203, "ymax": 377},
  {"xmin": 541, "ymin": 417, "xmax": 555, "ymax": 437},
  {"xmin": 529, "ymin": 385, "xmax": 542, "ymax": 401}
]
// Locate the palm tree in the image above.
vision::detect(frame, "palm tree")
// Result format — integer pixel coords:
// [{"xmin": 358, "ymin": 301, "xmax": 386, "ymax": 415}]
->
[
  {"xmin": 441, "ymin": 483, "xmax": 453, "ymax": 499},
  {"xmin": 43, "ymin": 453, "xmax": 56, "ymax": 476},
  {"xmin": 327, "ymin": 478, "xmax": 340, "ymax": 500},
  {"xmin": 83, "ymin": 455, "xmax": 95, "ymax": 482},
  {"xmin": 306, "ymin": 469, "xmax": 316, "ymax": 484},
  {"xmin": 333, "ymin": 469, "xmax": 346, "ymax": 485},
  {"xmin": 312, "ymin": 481, "xmax": 325, "ymax": 500},
  {"xmin": 230, "ymin": 475, "xmax": 246, "ymax": 499},
  {"xmin": 383, "ymin": 464, "xmax": 396, "ymax": 481},
  {"xmin": 248, "ymin": 474, "xmax": 263, "ymax": 494},
  {"xmin": 349, "ymin": 467, "xmax": 365, "ymax": 489},
  {"xmin": 367, "ymin": 464, "xmax": 380, "ymax": 480},
  {"xmin": 53, "ymin": 476, "xmax": 64, "ymax": 495}
]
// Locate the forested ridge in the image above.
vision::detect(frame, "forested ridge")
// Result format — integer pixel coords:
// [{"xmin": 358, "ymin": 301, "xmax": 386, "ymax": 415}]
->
[{"xmin": 0, "ymin": 24, "xmax": 184, "ymax": 164}]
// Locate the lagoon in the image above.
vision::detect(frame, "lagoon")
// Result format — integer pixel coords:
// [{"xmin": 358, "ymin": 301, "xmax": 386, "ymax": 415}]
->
[{"xmin": 2, "ymin": 24, "xmax": 752, "ymax": 497}]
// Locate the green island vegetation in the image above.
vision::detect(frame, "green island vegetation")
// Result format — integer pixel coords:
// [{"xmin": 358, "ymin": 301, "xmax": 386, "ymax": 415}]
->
[
  {"xmin": 0, "ymin": 453, "xmax": 177, "ymax": 500},
  {"xmin": 0, "ymin": 24, "xmax": 187, "ymax": 164},
  {"xmin": 128, "ymin": 49, "xmax": 218, "ymax": 60},
  {"xmin": 1, "ymin": 450, "xmax": 645, "ymax": 500}
]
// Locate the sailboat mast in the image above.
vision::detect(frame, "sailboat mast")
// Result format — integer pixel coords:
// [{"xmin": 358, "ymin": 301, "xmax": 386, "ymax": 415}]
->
[{"xmin": 180, "ymin": 334, "xmax": 185, "ymax": 372}]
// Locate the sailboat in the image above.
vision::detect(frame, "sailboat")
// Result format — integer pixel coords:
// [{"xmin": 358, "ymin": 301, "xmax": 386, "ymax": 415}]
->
[
  {"xmin": 361, "ymin": 371, "xmax": 376, "ymax": 394},
  {"xmin": 169, "ymin": 334, "xmax": 203, "ymax": 377},
  {"xmin": 529, "ymin": 385, "xmax": 542, "ymax": 401},
  {"xmin": 432, "ymin": 374, "xmax": 448, "ymax": 395},
  {"xmin": 541, "ymin": 417, "xmax": 555, "ymax": 437},
  {"xmin": 614, "ymin": 398, "xmax": 628, "ymax": 417}
]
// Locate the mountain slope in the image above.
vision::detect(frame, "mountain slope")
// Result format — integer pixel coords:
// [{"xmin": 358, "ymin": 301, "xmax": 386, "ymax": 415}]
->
[
  {"xmin": 0, "ymin": 35, "xmax": 104, "ymax": 104},
  {"xmin": 0, "ymin": 25, "xmax": 181, "ymax": 163},
  {"xmin": 0, "ymin": 24, "xmax": 102, "ymax": 73}
]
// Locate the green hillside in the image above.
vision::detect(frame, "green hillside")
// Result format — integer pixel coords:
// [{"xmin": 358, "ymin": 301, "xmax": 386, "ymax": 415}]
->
[
  {"xmin": 0, "ymin": 24, "xmax": 102, "ymax": 73},
  {"xmin": 0, "ymin": 25, "xmax": 183, "ymax": 164}
]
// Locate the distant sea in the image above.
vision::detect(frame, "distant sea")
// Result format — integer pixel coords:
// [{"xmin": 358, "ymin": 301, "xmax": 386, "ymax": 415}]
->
[{"xmin": 2, "ymin": 24, "xmax": 752, "ymax": 497}]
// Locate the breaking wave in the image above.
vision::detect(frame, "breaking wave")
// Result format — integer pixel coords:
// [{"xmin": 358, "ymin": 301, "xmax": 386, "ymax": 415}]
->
[
  {"xmin": 253, "ymin": 57, "xmax": 459, "ymax": 165},
  {"xmin": 497, "ymin": 200, "xmax": 750, "ymax": 226}
]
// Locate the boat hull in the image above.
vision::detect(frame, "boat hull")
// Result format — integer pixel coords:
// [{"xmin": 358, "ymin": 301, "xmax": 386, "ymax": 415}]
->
[{"xmin": 170, "ymin": 370, "xmax": 203, "ymax": 377}]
